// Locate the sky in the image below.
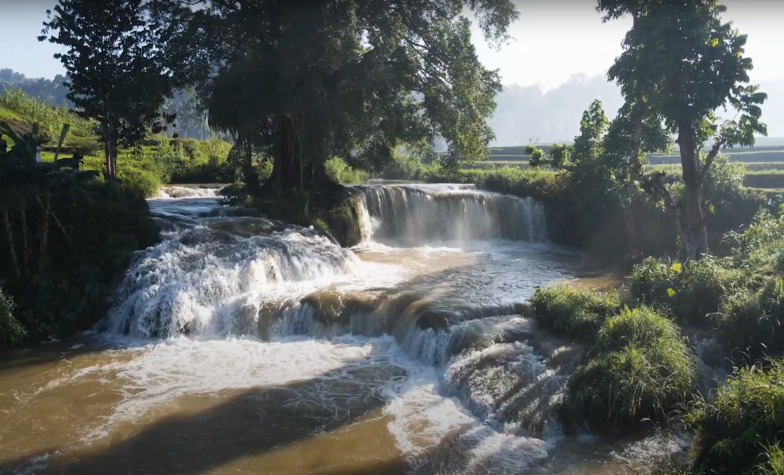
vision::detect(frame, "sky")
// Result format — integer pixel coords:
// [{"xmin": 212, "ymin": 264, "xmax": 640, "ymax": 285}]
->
[
  {"xmin": 470, "ymin": 0, "xmax": 784, "ymax": 90},
  {"xmin": 2, "ymin": 0, "xmax": 783, "ymax": 89}
]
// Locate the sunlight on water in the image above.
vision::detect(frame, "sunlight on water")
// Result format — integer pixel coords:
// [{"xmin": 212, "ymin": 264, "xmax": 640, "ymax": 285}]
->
[{"xmin": 0, "ymin": 185, "xmax": 683, "ymax": 474}]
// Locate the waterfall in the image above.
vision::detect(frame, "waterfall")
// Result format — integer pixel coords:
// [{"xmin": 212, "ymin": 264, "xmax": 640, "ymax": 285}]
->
[
  {"xmin": 355, "ymin": 184, "xmax": 549, "ymax": 244},
  {"xmin": 97, "ymin": 183, "xmax": 580, "ymax": 465}
]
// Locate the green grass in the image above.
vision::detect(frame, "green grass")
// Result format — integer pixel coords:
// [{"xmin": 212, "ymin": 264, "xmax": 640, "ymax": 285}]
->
[
  {"xmin": 688, "ymin": 360, "xmax": 784, "ymax": 474},
  {"xmin": 528, "ymin": 285, "xmax": 621, "ymax": 340},
  {"xmin": 1, "ymin": 89, "xmax": 234, "ymax": 197},
  {"xmin": 571, "ymin": 306, "xmax": 696, "ymax": 430},
  {"xmin": 631, "ymin": 257, "xmax": 746, "ymax": 327}
]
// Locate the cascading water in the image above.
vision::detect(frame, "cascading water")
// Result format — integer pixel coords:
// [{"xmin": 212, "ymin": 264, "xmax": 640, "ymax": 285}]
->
[
  {"xmin": 0, "ymin": 184, "xmax": 682, "ymax": 474},
  {"xmin": 355, "ymin": 184, "xmax": 549, "ymax": 244}
]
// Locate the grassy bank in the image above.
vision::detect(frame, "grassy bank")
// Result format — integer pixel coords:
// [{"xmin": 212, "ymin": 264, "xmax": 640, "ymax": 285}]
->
[
  {"xmin": 530, "ymin": 207, "xmax": 784, "ymax": 473},
  {"xmin": 0, "ymin": 88, "xmax": 234, "ymax": 197}
]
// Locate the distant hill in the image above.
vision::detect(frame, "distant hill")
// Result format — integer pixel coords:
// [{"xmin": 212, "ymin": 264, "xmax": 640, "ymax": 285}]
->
[
  {"xmin": 0, "ymin": 68, "xmax": 70, "ymax": 107},
  {"xmin": 489, "ymin": 75, "xmax": 623, "ymax": 146},
  {"xmin": 490, "ymin": 75, "xmax": 784, "ymax": 147},
  {"xmin": 4, "ymin": 67, "xmax": 783, "ymax": 149},
  {"xmin": 0, "ymin": 68, "xmax": 213, "ymax": 140}
]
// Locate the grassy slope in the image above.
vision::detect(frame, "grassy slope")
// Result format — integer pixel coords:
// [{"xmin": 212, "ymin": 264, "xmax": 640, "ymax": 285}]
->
[{"xmin": 0, "ymin": 91, "xmax": 233, "ymax": 196}]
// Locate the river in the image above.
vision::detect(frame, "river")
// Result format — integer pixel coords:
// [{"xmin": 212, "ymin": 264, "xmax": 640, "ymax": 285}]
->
[{"xmin": 0, "ymin": 184, "xmax": 685, "ymax": 474}]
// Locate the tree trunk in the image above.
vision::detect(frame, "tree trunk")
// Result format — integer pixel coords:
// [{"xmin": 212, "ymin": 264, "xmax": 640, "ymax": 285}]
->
[
  {"xmin": 266, "ymin": 113, "xmax": 303, "ymax": 194},
  {"xmin": 678, "ymin": 130, "xmax": 708, "ymax": 260},
  {"xmin": 623, "ymin": 123, "xmax": 644, "ymax": 262}
]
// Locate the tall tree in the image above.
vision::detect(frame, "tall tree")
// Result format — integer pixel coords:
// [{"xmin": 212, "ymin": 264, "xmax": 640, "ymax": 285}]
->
[
  {"xmin": 186, "ymin": 0, "xmax": 516, "ymax": 198},
  {"xmin": 571, "ymin": 99, "xmax": 609, "ymax": 163},
  {"xmin": 600, "ymin": 0, "xmax": 767, "ymax": 259},
  {"xmin": 602, "ymin": 101, "xmax": 671, "ymax": 259},
  {"xmin": 39, "ymin": 0, "xmax": 192, "ymax": 177}
]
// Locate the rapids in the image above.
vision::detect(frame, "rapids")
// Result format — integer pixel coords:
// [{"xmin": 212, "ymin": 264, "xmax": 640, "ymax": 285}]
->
[{"xmin": 0, "ymin": 184, "xmax": 685, "ymax": 474}]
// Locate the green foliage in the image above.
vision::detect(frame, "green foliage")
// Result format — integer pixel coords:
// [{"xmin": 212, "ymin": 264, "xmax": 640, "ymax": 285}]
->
[
  {"xmin": 118, "ymin": 167, "xmax": 163, "ymax": 199},
  {"xmin": 40, "ymin": 0, "xmax": 193, "ymax": 176},
  {"xmin": 549, "ymin": 143, "xmax": 571, "ymax": 167},
  {"xmin": 571, "ymin": 99, "xmax": 609, "ymax": 163},
  {"xmin": 759, "ymin": 443, "xmax": 784, "ymax": 475},
  {"xmin": 603, "ymin": 0, "xmax": 767, "ymax": 259},
  {"xmin": 689, "ymin": 360, "xmax": 784, "ymax": 474},
  {"xmin": 325, "ymin": 157, "xmax": 369, "ymax": 184},
  {"xmin": 436, "ymin": 166, "xmax": 566, "ymax": 202},
  {"xmin": 0, "ymin": 287, "xmax": 26, "ymax": 348},
  {"xmin": 722, "ymin": 207, "xmax": 784, "ymax": 276},
  {"xmin": 193, "ymin": 0, "xmax": 517, "ymax": 192},
  {"xmin": 631, "ymin": 257, "xmax": 743, "ymax": 326},
  {"xmin": 718, "ymin": 278, "xmax": 784, "ymax": 363},
  {"xmin": 0, "ymin": 164, "xmax": 159, "ymax": 342},
  {"xmin": 572, "ymin": 306, "xmax": 695, "ymax": 429},
  {"xmin": 524, "ymin": 144, "xmax": 547, "ymax": 168},
  {"xmin": 529, "ymin": 285, "xmax": 620, "ymax": 340},
  {"xmin": 0, "ymin": 87, "xmax": 72, "ymax": 137}
]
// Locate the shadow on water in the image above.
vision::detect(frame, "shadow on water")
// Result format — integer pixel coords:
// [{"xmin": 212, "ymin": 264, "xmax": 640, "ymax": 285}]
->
[
  {"xmin": 0, "ymin": 335, "xmax": 121, "ymax": 374},
  {"xmin": 0, "ymin": 352, "xmax": 411, "ymax": 475}
]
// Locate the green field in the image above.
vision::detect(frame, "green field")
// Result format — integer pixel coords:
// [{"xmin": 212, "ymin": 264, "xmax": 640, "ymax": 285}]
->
[{"xmin": 478, "ymin": 145, "xmax": 784, "ymax": 189}]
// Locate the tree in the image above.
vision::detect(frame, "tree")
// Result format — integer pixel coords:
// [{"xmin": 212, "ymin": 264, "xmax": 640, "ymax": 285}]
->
[
  {"xmin": 549, "ymin": 143, "xmax": 572, "ymax": 167},
  {"xmin": 185, "ymin": 0, "xmax": 516, "ymax": 198},
  {"xmin": 571, "ymin": 99, "xmax": 609, "ymax": 163},
  {"xmin": 601, "ymin": 0, "xmax": 767, "ymax": 260},
  {"xmin": 39, "ymin": 0, "xmax": 192, "ymax": 177},
  {"xmin": 524, "ymin": 144, "xmax": 546, "ymax": 167},
  {"xmin": 602, "ymin": 101, "xmax": 671, "ymax": 259}
]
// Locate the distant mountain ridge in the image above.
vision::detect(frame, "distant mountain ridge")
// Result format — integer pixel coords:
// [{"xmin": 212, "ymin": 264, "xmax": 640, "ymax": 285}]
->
[
  {"xmin": 3, "ymin": 68, "xmax": 782, "ymax": 147},
  {"xmin": 490, "ymin": 75, "xmax": 784, "ymax": 146}
]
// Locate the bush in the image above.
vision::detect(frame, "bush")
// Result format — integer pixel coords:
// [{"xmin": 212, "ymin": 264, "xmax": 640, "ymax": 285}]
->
[
  {"xmin": 722, "ymin": 208, "xmax": 784, "ymax": 277},
  {"xmin": 118, "ymin": 167, "xmax": 162, "ymax": 198},
  {"xmin": 325, "ymin": 157, "xmax": 368, "ymax": 184},
  {"xmin": 0, "ymin": 166, "xmax": 160, "ymax": 342},
  {"xmin": 529, "ymin": 285, "xmax": 620, "ymax": 339},
  {"xmin": 0, "ymin": 288, "xmax": 26, "ymax": 348},
  {"xmin": 718, "ymin": 278, "xmax": 784, "ymax": 363},
  {"xmin": 631, "ymin": 257, "xmax": 743, "ymax": 326},
  {"xmin": 759, "ymin": 443, "xmax": 784, "ymax": 475},
  {"xmin": 689, "ymin": 360, "xmax": 784, "ymax": 474},
  {"xmin": 571, "ymin": 306, "xmax": 695, "ymax": 430}
]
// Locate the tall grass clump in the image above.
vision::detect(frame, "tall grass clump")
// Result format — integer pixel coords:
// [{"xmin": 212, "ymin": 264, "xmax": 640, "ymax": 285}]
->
[
  {"xmin": 722, "ymin": 207, "xmax": 784, "ymax": 277},
  {"xmin": 631, "ymin": 257, "xmax": 743, "ymax": 327},
  {"xmin": 718, "ymin": 278, "xmax": 784, "ymax": 363},
  {"xmin": 529, "ymin": 285, "xmax": 620, "ymax": 340},
  {"xmin": 571, "ymin": 306, "xmax": 695, "ymax": 430},
  {"xmin": 688, "ymin": 360, "xmax": 784, "ymax": 474}
]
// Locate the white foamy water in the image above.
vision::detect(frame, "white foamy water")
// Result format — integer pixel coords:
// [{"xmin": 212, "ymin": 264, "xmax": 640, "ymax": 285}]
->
[{"xmin": 1, "ymin": 185, "xmax": 683, "ymax": 474}]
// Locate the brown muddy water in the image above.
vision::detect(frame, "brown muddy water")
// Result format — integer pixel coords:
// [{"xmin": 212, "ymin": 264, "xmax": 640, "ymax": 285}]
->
[{"xmin": 0, "ymin": 185, "xmax": 687, "ymax": 474}]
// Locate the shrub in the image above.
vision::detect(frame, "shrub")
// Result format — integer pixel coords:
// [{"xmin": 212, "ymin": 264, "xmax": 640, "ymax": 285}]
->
[
  {"xmin": 325, "ymin": 156, "xmax": 368, "ymax": 184},
  {"xmin": 722, "ymin": 208, "xmax": 784, "ymax": 277},
  {"xmin": 0, "ymin": 288, "xmax": 26, "ymax": 348},
  {"xmin": 759, "ymin": 443, "xmax": 784, "ymax": 475},
  {"xmin": 718, "ymin": 278, "xmax": 784, "ymax": 363},
  {"xmin": 118, "ymin": 167, "xmax": 162, "ymax": 198},
  {"xmin": 529, "ymin": 285, "xmax": 620, "ymax": 339},
  {"xmin": 689, "ymin": 360, "xmax": 784, "ymax": 474},
  {"xmin": 572, "ymin": 306, "xmax": 695, "ymax": 430},
  {"xmin": 631, "ymin": 257, "xmax": 743, "ymax": 326},
  {"xmin": 0, "ymin": 167, "xmax": 160, "ymax": 342}
]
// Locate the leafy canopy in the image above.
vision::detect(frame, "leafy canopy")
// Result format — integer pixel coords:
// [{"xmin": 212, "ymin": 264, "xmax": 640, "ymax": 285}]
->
[
  {"xmin": 572, "ymin": 99, "xmax": 609, "ymax": 163},
  {"xmin": 39, "ymin": 0, "xmax": 192, "ymax": 162},
  {"xmin": 604, "ymin": 0, "xmax": 766, "ymax": 157},
  {"xmin": 190, "ymin": 0, "xmax": 517, "ymax": 174}
]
